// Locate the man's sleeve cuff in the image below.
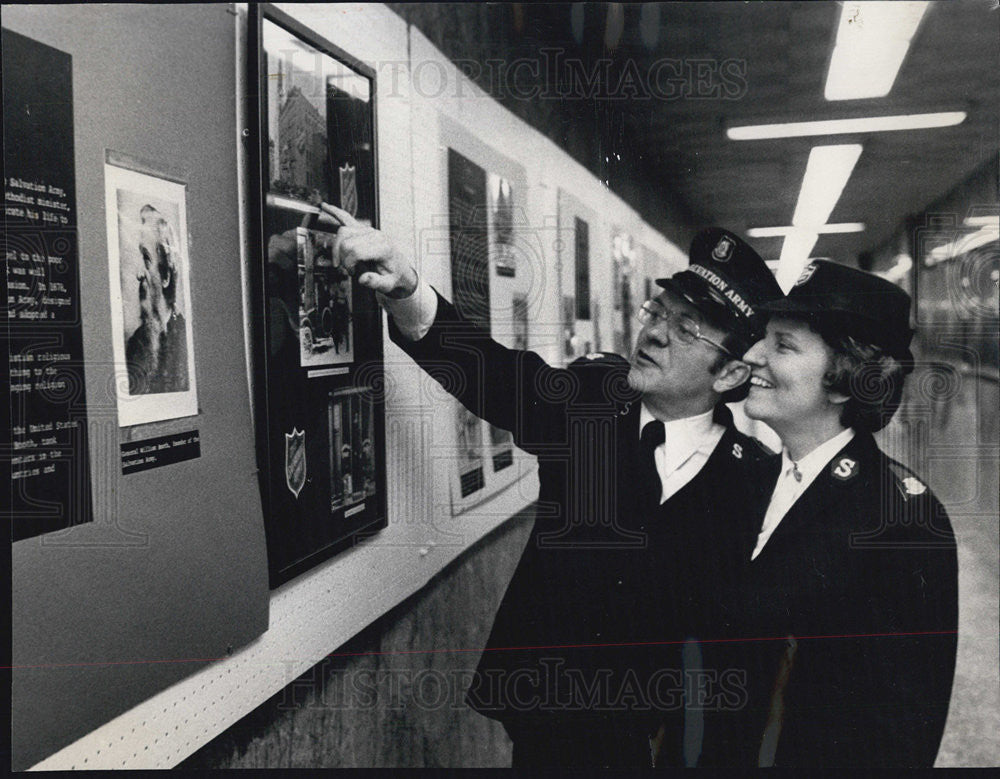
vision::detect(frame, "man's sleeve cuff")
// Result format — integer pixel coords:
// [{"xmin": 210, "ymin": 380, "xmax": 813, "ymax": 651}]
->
[{"xmin": 378, "ymin": 271, "xmax": 438, "ymax": 341}]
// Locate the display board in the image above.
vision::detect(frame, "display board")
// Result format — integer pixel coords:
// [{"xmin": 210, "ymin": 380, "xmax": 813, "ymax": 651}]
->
[
  {"xmin": 3, "ymin": 29, "xmax": 93, "ymax": 542},
  {"xmin": 6, "ymin": 5, "xmax": 270, "ymax": 771},
  {"xmin": 557, "ymin": 188, "xmax": 602, "ymax": 362},
  {"xmin": 249, "ymin": 4, "xmax": 387, "ymax": 587}
]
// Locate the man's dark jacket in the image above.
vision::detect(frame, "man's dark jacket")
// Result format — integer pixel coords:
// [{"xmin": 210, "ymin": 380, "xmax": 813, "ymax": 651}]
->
[{"xmin": 389, "ymin": 292, "xmax": 771, "ymax": 766}]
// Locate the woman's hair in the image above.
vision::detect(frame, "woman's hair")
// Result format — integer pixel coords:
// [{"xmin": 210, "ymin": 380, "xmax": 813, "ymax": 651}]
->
[{"xmin": 802, "ymin": 314, "xmax": 911, "ymax": 432}]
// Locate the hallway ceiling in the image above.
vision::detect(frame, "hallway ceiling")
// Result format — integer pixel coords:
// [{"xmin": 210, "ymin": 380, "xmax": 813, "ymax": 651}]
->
[{"xmin": 389, "ymin": 1, "xmax": 999, "ymax": 261}]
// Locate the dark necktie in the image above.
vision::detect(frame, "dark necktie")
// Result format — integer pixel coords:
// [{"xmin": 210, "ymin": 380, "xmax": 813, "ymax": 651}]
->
[{"xmin": 639, "ymin": 420, "xmax": 666, "ymax": 514}]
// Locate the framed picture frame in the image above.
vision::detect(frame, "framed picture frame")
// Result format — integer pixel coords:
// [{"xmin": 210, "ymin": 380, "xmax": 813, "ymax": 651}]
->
[{"xmin": 248, "ymin": 4, "xmax": 387, "ymax": 587}]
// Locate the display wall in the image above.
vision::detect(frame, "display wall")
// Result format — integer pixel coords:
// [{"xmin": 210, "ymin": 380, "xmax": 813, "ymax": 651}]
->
[
  {"xmin": 5, "ymin": 5, "xmax": 270, "ymax": 771},
  {"xmin": 9, "ymin": 3, "xmax": 686, "ymax": 770}
]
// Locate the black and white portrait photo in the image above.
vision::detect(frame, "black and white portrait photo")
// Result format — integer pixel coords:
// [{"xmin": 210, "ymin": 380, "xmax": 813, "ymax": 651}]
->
[{"xmin": 105, "ymin": 163, "xmax": 198, "ymax": 426}]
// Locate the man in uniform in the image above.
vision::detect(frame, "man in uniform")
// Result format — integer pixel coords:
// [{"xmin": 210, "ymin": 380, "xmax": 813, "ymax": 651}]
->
[{"xmin": 324, "ymin": 203, "xmax": 781, "ymax": 767}]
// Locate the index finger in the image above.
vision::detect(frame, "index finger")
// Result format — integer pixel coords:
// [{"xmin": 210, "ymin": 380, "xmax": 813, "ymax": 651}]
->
[{"xmin": 319, "ymin": 202, "xmax": 361, "ymax": 227}]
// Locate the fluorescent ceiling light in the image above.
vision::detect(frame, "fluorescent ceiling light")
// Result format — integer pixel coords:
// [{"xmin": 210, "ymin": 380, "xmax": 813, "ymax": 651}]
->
[
  {"xmin": 792, "ymin": 145, "xmax": 864, "ymax": 227},
  {"xmin": 825, "ymin": 1, "xmax": 930, "ymax": 100},
  {"xmin": 879, "ymin": 252, "xmax": 914, "ymax": 284},
  {"xmin": 772, "ymin": 144, "xmax": 863, "ymax": 290},
  {"xmin": 776, "ymin": 231, "xmax": 821, "ymax": 292},
  {"xmin": 727, "ymin": 111, "xmax": 966, "ymax": 140},
  {"xmin": 928, "ymin": 225, "xmax": 1000, "ymax": 264},
  {"xmin": 747, "ymin": 222, "xmax": 865, "ymax": 238}
]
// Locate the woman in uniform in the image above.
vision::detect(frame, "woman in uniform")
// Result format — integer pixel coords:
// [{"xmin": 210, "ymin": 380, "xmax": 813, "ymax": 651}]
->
[{"xmin": 704, "ymin": 260, "xmax": 958, "ymax": 767}]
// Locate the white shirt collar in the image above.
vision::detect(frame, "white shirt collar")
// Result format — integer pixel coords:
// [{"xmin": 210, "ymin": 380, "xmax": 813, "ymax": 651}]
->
[
  {"xmin": 780, "ymin": 427, "xmax": 856, "ymax": 484},
  {"xmin": 751, "ymin": 426, "xmax": 857, "ymax": 560},
  {"xmin": 640, "ymin": 404, "xmax": 717, "ymax": 455}
]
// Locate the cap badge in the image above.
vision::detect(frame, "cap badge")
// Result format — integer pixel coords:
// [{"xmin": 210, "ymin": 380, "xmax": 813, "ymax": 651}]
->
[
  {"xmin": 795, "ymin": 262, "xmax": 818, "ymax": 287},
  {"xmin": 903, "ymin": 476, "xmax": 927, "ymax": 495},
  {"xmin": 831, "ymin": 456, "xmax": 858, "ymax": 481},
  {"xmin": 732, "ymin": 443, "xmax": 743, "ymax": 459},
  {"xmin": 712, "ymin": 235, "xmax": 735, "ymax": 262}
]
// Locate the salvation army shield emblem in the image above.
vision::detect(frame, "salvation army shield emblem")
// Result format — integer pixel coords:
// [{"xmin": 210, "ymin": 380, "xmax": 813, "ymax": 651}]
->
[
  {"xmin": 712, "ymin": 235, "xmax": 735, "ymax": 261},
  {"xmin": 795, "ymin": 262, "xmax": 818, "ymax": 287},
  {"xmin": 339, "ymin": 163, "xmax": 358, "ymax": 217},
  {"xmin": 285, "ymin": 427, "xmax": 307, "ymax": 498}
]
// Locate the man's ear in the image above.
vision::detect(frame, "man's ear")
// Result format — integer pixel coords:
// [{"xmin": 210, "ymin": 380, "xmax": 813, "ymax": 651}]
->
[
  {"xmin": 827, "ymin": 389, "xmax": 850, "ymax": 407},
  {"xmin": 712, "ymin": 360, "xmax": 750, "ymax": 394}
]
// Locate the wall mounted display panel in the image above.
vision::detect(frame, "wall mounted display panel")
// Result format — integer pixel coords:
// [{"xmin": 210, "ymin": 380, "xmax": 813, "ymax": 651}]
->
[
  {"xmin": 442, "ymin": 143, "xmax": 537, "ymax": 515},
  {"xmin": 3, "ymin": 28, "xmax": 93, "ymax": 542},
  {"xmin": 433, "ymin": 115, "xmax": 537, "ymax": 516},
  {"xmin": 248, "ymin": 4, "xmax": 387, "ymax": 587},
  {"xmin": 556, "ymin": 189, "xmax": 602, "ymax": 363},
  {"xmin": 5, "ymin": 5, "xmax": 269, "ymax": 771}
]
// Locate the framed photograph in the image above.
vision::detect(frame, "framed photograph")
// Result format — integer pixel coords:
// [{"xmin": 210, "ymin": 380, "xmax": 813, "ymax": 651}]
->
[
  {"xmin": 562, "ymin": 294, "xmax": 577, "ymax": 360},
  {"xmin": 249, "ymin": 4, "xmax": 386, "ymax": 587},
  {"xmin": 455, "ymin": 404, "xmax": 486, "ymax": 498},
  {"xmin": 328, "ymin": 387, "xmax": 378, "ymax": 511},
  {"xmin": 591, "ymin": 299, "xmax": 602, "ymax": 352},
  {"xmin": 105, "ymin": 162, "xmax": 198, "ymax": 427},
  {"xmin": 612, "ymin": 230, "xmax": 636, "ymax": 355},
  {"xmin": 512, "ymin": 294, "xmax": 529, "ymax": 351},
  {"xmin": 574, "ymin": 216, "xmax": 591, "ymax": 320},
  {"xmin": 296, "ymin": 227, "xmax": 353, "ymax": 367},
  {"xmin": 491, "ymin": 174, "xmax": 516, "ymax": 277}
]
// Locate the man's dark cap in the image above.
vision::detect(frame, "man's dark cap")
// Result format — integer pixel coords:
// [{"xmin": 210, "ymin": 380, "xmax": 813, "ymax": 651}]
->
[
  {"xmin": 761, "ymin": 259, "xmax": 915, "ymax": 362},
  {"xmin": 655, "ymin": 227, "xmax": 782, "ymax": 350}
]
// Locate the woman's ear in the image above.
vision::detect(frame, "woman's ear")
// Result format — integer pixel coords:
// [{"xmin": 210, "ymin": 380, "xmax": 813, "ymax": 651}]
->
[{"xmin": 712, "ymin": 360, "xmax": 750, "ymax": 394}]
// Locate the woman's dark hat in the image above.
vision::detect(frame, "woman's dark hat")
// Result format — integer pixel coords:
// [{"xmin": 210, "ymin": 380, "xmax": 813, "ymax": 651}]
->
[
  {"xmin": 761, "ymin": 259, "xmax": 915, "ymax": 362},
  {"xmin": 655, "ymin": 227, "xmax": 783, "ymax": 349}
]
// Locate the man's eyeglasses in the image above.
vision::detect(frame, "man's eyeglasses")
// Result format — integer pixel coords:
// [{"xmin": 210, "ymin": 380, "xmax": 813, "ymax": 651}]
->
[{"xmin": 637, "ymin": 299, "xmax": 734, "ymax": 358}]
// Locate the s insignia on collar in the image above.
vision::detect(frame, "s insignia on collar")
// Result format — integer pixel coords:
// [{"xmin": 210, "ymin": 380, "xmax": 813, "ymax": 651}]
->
[
  {"xmin": 712, "ymin": 235, "xmax": 735, "ymax": 262},
  {"xmin": 831, "ymin": 456, "xmax": 858, "ymax": 481},
  {"xmin": 795, "ymin": 262, "xmax": 817, "ymax": 287},
  {"xmin": 732, "ymin": 442, "xmax": 743, "ymax": 459},
  {"xmin": 903, "ymin": 476, "xmax": 927, "ymax": 495}
]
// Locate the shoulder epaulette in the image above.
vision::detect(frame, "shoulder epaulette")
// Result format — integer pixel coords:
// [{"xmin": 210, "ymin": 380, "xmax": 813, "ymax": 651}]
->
[
  {"xmin": 887, "ymin": 457, "xmax": 929, "ymax": 501},
  {"xmin": 748, "ymin": 436, "xmax": 777, "ymax": 458},
  {"xmin": 570, "ymin": 351, "xmax": 627, "ymax": 368}
]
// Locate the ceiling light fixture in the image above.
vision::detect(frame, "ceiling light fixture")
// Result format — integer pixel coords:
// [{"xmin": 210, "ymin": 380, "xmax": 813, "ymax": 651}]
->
[
  {"xmin": 777, "ymin": 231, "xmax": 822, "ymax": 291},
  {"xmin": 727, "ymin": 111, "xmax": 966, "ymax": 140},
  {"xmin": 791, "ymin": 144, "xmax": 863, "ymax": 227},
  {"xmin": 928, "ymin": 225, "xmax": 1000, "ymax": 264},
  {"xmin": 747, "ymin": 223, "xmax": 865, "ymax": 239},
  {"xmin": 964, "ymin": 215, "xmax": 1000, "ymax": 228},
  {"xmin": 825, "ymin": 1, "xmax": 930, "ymax": 100},
  {"xmin": 774, "ymin": 144, "xmax": 864, "ymax": 290}
]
